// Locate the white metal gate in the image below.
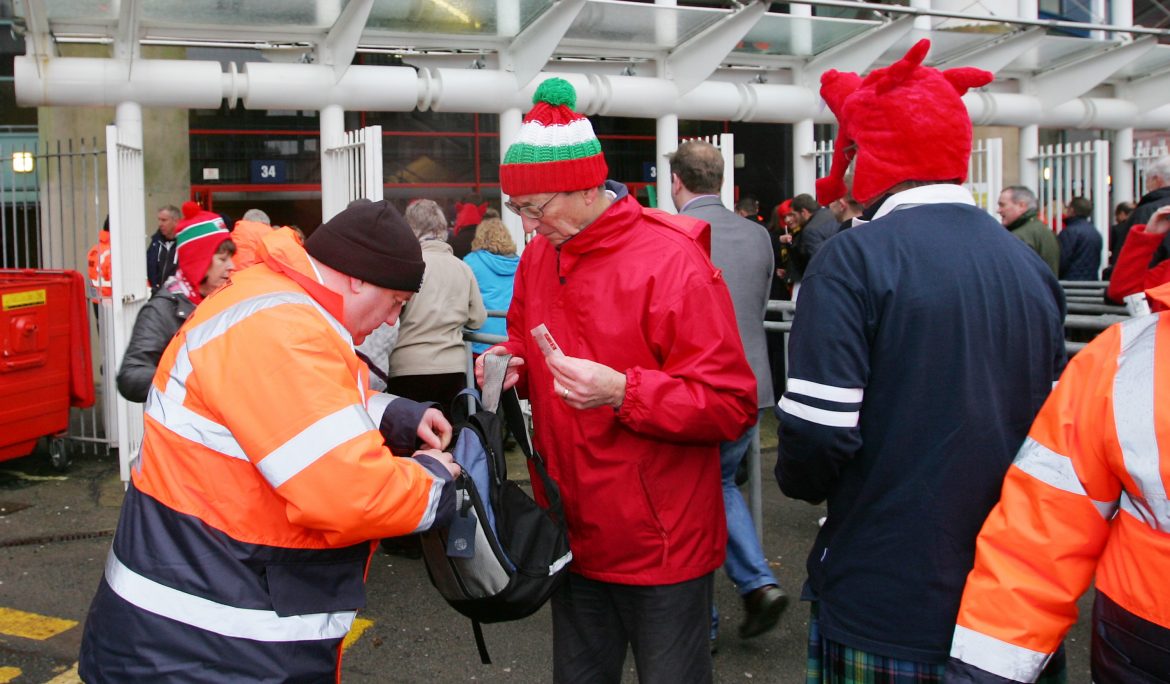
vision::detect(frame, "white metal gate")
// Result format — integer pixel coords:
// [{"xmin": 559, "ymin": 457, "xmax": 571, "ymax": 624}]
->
[
  {"xmin": 813, "ymin": 139, "xmax": 834, "ymax": 181},
  {"xmin": 967, "ymin": 138, "xmax": 1003, "ymax": 216},
  {"xmin": 1132, "ymin": 139, "xmax": 1169, "ymax": 199},
  {"xmin": 809, "ymin": 137, "xmax": 1002, "ymax": 216},
  {"xmin": 321, "ymin": 124, "xmax": 384, "ymax": 222},
  {"xmin": 1038, "ymin": 139, "xmax": 1110, "ymax": 270},
  {"xmin": 0, "ymin": 137, "xmax": 113, "ymax": 459},
  {"xmin": 105, "ymin": 124, "xmax": 148, "ymax": 482}
]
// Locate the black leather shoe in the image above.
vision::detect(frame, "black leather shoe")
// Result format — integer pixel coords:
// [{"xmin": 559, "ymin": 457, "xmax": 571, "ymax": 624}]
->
[{"xmin": 738, "ymin": 585, "xmax": 789, "ymax": 639}]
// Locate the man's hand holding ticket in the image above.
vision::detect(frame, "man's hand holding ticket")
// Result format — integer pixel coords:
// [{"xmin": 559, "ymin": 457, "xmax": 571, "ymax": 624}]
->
[
  {"xmin": 531, "ymin": 323, "xmax": 565, "ymax": 359},
  {"xmin": 532, "ymin": 323, "xmax": 626, "ymax": 410}
]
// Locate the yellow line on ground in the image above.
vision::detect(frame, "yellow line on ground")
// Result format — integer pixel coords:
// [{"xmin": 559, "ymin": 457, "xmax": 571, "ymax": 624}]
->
[
  {"xmin": 341, "ymin": 618, "xmax": 374, "ymax": 652},
  {"xmin": 43, "ymin": 663, "xmax": 80, "ymax": 684},
  {"xmin": 0, "ymin": 607, "xmax": 77, "ymax": 640},
  {"xmin": 0, "ymin": 667, "xmax": 21, "ymax": 683}
]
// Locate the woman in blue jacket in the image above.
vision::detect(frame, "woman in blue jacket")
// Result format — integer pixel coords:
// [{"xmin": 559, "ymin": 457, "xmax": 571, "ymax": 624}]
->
[{"xmin": 463, "ymin": 217, "xmax": 520, "ymax": 354}]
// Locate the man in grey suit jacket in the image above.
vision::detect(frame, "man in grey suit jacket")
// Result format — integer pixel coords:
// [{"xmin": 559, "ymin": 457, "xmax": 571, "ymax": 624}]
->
[{"xmin": 668, "ymin": 141, "xmax": 788, "ymax": 645}]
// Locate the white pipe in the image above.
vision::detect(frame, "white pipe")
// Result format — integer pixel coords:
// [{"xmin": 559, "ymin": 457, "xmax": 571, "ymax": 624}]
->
[
  {"xmin": 319, "ymin": 104, "xmax": 345, "ymax": 222},
  {"xmin": 15, "ymin": 56, "xmax": 224, "ymax": 108},
  {"xmin": 1020, "ymin": 124, "xmax": 1039, "ymax": 191},
  {"xmin": 14, "ymin": 55, "xmax": 1167, "ymax": 131},
  {"xmin": 499, "ymin": 107, "xmax": 525, "ymax": 254},
  {"xmin": 114, "ymin": 101, "xmax": 142, "ymax": 150},
  {"xmin": 243, "ymin": 63, "xmax": 417, "ymax": 111},
  {"xmin": 1113, "ymin": 127, "xmax": 1135, "ymax": 204},
  {"xmin": 793, "ymin": 119, "xmax": 816, "ymax": 197},
  {"xmin": 657, "ymin": 115, "xmax": 678, "ymax": 212}
]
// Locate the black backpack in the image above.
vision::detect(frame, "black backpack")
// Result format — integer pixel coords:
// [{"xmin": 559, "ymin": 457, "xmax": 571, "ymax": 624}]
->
[{"xmin": 420, "ymin": 354, "xmax": 572, "ymax": 664}]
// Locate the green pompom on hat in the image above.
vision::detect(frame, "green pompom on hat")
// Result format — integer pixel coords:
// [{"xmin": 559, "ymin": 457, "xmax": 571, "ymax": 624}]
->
[{"xmin": 500, "ymin": 77, "xmax": 608, "ymax": 197}]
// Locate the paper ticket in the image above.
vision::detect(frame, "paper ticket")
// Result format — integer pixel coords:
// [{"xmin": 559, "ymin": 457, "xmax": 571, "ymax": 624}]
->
[{"xmin": 530, "ymin": 323, "xmax": 565, "ymax": 358}]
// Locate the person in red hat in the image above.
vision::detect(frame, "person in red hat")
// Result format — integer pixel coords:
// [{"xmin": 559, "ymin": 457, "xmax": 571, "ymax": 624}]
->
[
  {"xmin": 116, "ymin": 207, "xmax": 237, "ymax": 402},
  {"xmin": 774, "ymin": 39, "xmax": 1067, "ymax": 682},
  {"xmin": 475, "ymin": 76, "xmax": 756, "ymax": 683}
]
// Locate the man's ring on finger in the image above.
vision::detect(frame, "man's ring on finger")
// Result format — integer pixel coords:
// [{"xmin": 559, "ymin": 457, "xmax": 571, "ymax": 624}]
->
[{"xmin": 562, "ymin": 387, "xmax": 570, "ymax": 399}]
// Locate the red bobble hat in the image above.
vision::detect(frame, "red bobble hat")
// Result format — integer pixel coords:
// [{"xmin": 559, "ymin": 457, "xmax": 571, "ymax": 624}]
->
[
  {"xmin": 175, "ymin": 209, "xmax": 230, "ymax": 285},
  {"xmin": 500, "ymin": 78, "xmax": 608, "ymax": 197},
  {"xmin": 816, "ymin": 39, "xmax": 993, "ymax": 207}
]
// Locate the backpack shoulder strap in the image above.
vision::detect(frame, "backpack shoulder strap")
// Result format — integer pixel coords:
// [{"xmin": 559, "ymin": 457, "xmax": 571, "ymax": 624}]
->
[{"xmin": 472, "ymin": 618, "xmax": 491, "ymax": 664}]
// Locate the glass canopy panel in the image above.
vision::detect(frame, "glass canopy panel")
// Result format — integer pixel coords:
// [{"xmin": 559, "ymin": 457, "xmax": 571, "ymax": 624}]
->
[
  {"xmin": 42, "ymin": 0, "xmax": 116, "ymax": 21},
  {"xmin": 733, "ymin": 14, "xmax": 878, "ymax": 58},
  {"xmin": 1112, "ymin": 44, "xmax": 1170, "ymax": 79},
  {"xmin": 368, "ymin": 0, "xmax": 553, "ymax": 38},
  {"xmin": 562, "ymin": 0, "xmax": 724, "ymax": 49},
  {"xmin": 1006, "ymin": 35, "xmax": 1119, "ymax": 71},
  {"xmin": 877, "ymin": 27, "xmax": 1014, "ymax": 67},
  {"xmin": 138, "ymin": 0, "xmax": 344, "ymax": 29}
]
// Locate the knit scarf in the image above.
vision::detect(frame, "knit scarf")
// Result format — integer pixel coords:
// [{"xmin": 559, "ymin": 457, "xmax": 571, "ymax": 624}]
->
[{"xmin": 165, "ymin": 272, "xmax": 203, "ymax": 305}]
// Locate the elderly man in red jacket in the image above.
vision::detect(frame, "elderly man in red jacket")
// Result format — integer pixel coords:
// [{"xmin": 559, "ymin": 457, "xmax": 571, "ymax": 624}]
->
[{"xmin": 476, "ymin": 78, "xmax": 757, "ymax": 684}]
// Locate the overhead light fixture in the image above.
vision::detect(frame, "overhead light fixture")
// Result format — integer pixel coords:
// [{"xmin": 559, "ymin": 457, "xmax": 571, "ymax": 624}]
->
[{"xmin": 12, "ymin": 152, "xmax": 34, "ymax": 174}]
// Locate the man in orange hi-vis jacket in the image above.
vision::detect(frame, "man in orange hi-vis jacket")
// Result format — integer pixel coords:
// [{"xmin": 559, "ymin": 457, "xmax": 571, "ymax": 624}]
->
[
  {"xmin": 946, "ymin": 280, "xmax": 1170, "ymax": 683},
  {"xmin": 79, "ymin": 200, "xmax": 461, "ymax": 682}
]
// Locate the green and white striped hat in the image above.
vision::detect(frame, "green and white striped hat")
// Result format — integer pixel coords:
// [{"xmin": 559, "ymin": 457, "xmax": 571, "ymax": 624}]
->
[
  {"xmin": 500, "ymin": 78, "xmax": 608, "ymax": 197},
  {"xmin": 175, "ymin": 210, "xmax": 230, "ymax": 283}
]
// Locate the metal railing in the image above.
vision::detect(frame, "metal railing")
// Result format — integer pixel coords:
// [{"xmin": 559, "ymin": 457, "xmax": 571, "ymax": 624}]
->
[{"xmin": 459, "ymin": 283, "xmax": 1132, "ymax": 542}]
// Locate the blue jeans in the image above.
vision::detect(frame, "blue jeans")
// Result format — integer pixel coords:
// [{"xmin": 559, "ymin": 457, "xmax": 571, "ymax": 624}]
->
[{"xmin": 720, "ymin": 420, "xmax": 777, "ymax": 596}]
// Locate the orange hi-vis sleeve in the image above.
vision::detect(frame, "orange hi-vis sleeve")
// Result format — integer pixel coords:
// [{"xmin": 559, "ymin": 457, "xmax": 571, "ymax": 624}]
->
[
  {"xmin": 950, "ymin": 313, "xmax": 1170, "ymax": 682},
  {"xmin": 136, "ymin": 266, "xmax": 445, "ymax": 550}
]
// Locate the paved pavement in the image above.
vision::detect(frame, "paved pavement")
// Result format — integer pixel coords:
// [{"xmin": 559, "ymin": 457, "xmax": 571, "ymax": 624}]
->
[{"xmin": 0, "ymin": 412, "xmax": 1092, "ymax": 683}]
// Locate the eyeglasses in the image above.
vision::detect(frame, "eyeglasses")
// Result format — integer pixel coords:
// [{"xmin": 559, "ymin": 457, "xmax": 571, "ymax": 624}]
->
[{"xmin": 504, "ymin": 192, "xmax": 562, "ymax": 220}]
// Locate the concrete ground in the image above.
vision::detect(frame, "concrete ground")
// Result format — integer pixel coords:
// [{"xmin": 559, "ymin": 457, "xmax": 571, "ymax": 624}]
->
[{"xmin": 0, "ymin": 411, "xmax": 1092, "ymax": 683}]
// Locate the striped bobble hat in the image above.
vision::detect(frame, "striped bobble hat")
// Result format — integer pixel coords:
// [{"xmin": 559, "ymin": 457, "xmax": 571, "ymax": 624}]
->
[
  {"xmin": 500, "ymin": 77, "xmax": 608, "ymax": 197},
  {"xmin": 175, "ymin": 210, "xmax": 230, "ymax": 285}
]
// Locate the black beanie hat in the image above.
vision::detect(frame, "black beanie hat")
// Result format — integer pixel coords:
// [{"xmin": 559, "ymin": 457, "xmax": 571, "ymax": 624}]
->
[{"xmin": 305, "ymin": 199, "xmax": 425, "ymax": 292}]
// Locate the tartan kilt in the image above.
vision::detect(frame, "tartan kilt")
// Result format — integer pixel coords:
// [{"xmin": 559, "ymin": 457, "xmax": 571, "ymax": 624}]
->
[{"xmin": 805, "ymin": 602, "xmax": 1068, "ymax": 684}]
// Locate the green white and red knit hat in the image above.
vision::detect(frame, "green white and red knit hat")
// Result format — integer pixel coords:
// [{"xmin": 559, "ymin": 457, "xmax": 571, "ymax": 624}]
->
[
  {"xmin": 500, "ymin": 78, "xmax": 608, "ymax": 197},
  {"xmin": 175, "ymin": 210, "xmax": 230, "ymax": 284}
]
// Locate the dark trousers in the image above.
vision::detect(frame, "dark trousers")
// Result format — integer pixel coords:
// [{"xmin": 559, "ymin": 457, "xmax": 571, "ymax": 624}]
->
[
  {"xmin": 552, "ymin": 571, "xmax": 714, "ymax": 684},
  {"xmin": 1092, "ymin": 591, "xmax": 1170, "ymax": 683},
  {"xmin": 385, "ymin": 372, "xmax": 467, "ymax": 416}
]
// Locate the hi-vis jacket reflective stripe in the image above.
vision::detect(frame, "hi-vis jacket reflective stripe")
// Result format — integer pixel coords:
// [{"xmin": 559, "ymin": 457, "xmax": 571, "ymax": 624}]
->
[
  {"xmin": 86, "ymin": 229, "xmax": 111, "ymax": 298},
  {"xmin": 79, "ymin": 229, "xmax": 455, "ymax": 683},
  {"xmin": 947, "ymin": 281, "xmax": 1170, "ymax": 683}
]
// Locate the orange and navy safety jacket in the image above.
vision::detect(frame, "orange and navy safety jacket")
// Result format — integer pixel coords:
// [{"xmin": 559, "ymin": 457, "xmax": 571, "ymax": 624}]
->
[
  {"xmin": 230, "ymin": 218, "xmax": 275, "ymax": 271},
  {"xmin": 86, "ymin": 229, "xmax": 111, "ymax": 300},
  {"xmin": 946, "ymin": 281, "xmax": 1170, "ymax": 682},
  {"xmin": 79, "ymin": 229, "xmax": 455, "ymax": 682}
]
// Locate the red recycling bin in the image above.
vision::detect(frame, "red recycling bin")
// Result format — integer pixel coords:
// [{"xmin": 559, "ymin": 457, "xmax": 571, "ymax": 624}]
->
[{"xmin": 0, "ymin": 269, "xmax": 95, "ymax": 464}]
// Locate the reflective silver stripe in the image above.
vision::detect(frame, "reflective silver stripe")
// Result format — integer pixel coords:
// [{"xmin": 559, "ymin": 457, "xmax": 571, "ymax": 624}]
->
[
  {"xmin": 787, "ymin": 378, "xmax": 864, "ymax": 404},
  {"xmin": 1113, "ymin": 315, "xmax": 1169, "ymax": 532},
  {"xmin": 408, "ymin": 462, "xmax": 448, "ymax": 534},
  {"xmin": 167, "ymin": 344, "xmax": 192, "ymax": 403},
  {"xmin": 145, "ymin": 385, "xmax": 248, "ymax": 462},
  {"xmin": 165, "ymin": 291, "xmax": 351, "ymax": 396},
  {"xmin": 104, "ymin": 551, "xmax": 355, "ymax": 642},
  {"xmin": 950, "ymin": 625, "xmax": 1052, "ymax": 682},
  {"xmin": 1013, "ymin": 438, "xmax": 1116, "ymax": 520},
  {"xmin": 257, "ymin": 404, "xmax": 375, "ymax": 489},
  {"xmin": 778, "ymin": 396, "xmax": 859, "ymax": 428},
  {"xmin": 366, "ymin": 393, "xmax": 392, "ymax": 424}
]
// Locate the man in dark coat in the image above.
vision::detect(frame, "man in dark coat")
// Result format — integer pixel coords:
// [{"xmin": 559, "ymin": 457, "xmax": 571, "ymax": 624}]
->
[
  {"xmin": 787, "ymin": 193, "xmax": 841, "ymax": 299},
  {"xmin": 1105, "ymin": 156, "xmax": 1170, "ymax": 295},
  {"xmin": 777, "ymin": 39, "xmax": 1067, "ymax": 681},
  {"xmin": 1058, "ymin": 196, "xmax": 1103, "ymax": 281},
  {"xmin": 147, "ymin": 204, "xmax": 180, "ymax": 293}
]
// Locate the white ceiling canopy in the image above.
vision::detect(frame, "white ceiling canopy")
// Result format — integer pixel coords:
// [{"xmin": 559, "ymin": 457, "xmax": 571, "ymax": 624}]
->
[{"xmin": 10, "ymin": 0, "xmax": 1170, "ymax": 128}]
